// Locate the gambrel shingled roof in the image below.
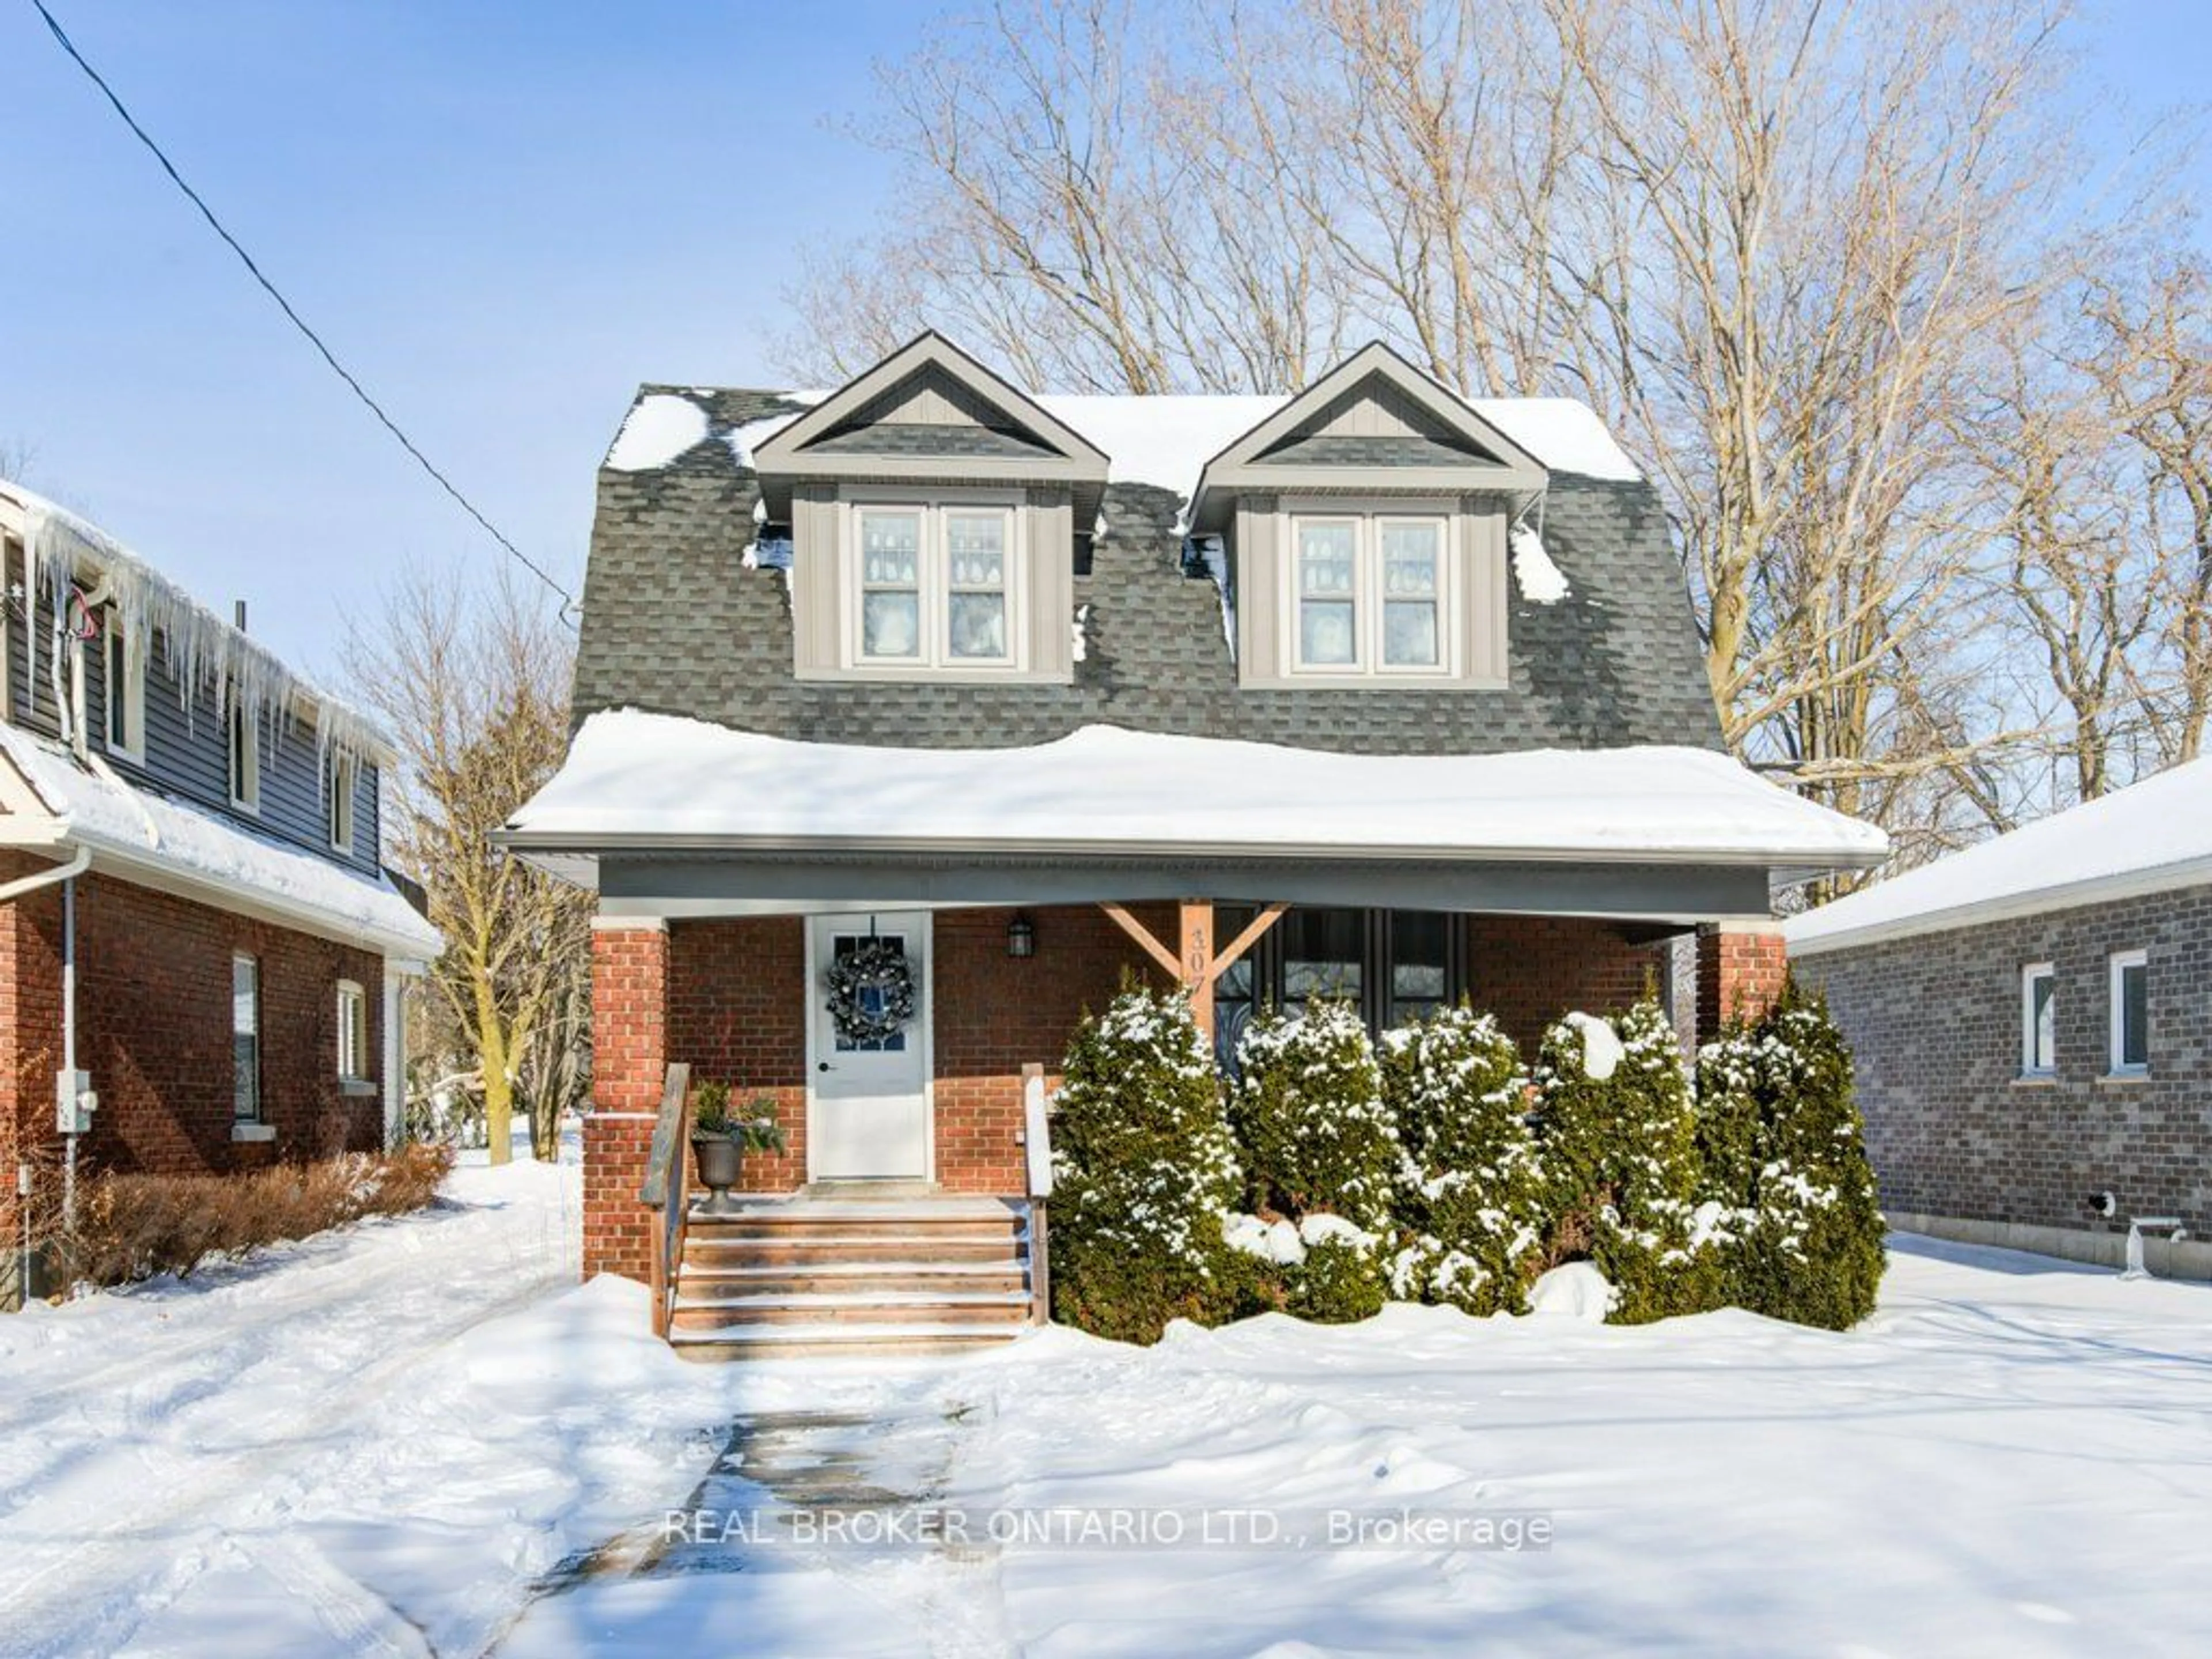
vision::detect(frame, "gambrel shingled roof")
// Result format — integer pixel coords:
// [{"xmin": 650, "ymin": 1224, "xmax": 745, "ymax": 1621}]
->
[{"xmin": 571, "ymin": 370, "xmax": 1721, "ymax": 759}]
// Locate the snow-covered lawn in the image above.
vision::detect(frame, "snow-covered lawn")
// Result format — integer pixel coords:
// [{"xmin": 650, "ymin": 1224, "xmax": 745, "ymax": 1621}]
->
[{"xmin": 3, "ymin": 1161, "xmax": 2207, "ymax": 1657}]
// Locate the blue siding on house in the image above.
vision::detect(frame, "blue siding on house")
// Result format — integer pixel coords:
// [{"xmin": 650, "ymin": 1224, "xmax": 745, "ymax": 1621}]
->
[{"xmin": 3, "ymin": 541, "xmax": 386, "ymax": 878}]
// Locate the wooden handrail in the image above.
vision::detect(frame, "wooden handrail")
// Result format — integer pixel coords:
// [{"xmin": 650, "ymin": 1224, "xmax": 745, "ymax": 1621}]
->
[
  {"xmin": 1022, "ymin": 1063, "xmax": 1052, "ymax": 1327},
  {"xmin": 641, "ymin": 1062, "xmax": 691, "ymax": 1341}
]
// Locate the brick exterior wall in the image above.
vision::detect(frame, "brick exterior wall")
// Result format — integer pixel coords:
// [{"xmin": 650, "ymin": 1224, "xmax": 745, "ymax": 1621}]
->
[
  {"xmin": 579, "ymin": 900, "xmax": 1697, "ymax": 1284},
  {"xmin": 1698, "ymin": 925, "xmax": 1789, "ymax": 1044},
  {"xmin": 1791, "ymin": 887, "xmax": 2212, "ymax": 1240},
  {"xmin": 1, "ymin": 851, "xmax": 387, "ymax": 1278},
  {"xmin": 1464, "ymin": 916, "xmax": 1672, "ymax": 1053}
]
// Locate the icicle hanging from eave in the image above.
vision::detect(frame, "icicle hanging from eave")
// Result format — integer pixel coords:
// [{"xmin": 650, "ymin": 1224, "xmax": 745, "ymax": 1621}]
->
[{"xmin": 22, "ymin": 498, "xmax": 391, "ymax": 773}]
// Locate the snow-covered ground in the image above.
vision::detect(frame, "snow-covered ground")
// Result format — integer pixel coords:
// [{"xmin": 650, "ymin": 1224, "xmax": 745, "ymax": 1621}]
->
[{"xmin": 3, "ymin": 1161, "xmax": 2208, "ymax": 1657}]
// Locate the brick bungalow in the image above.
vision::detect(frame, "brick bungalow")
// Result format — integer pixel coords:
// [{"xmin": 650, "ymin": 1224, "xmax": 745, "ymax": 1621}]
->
[
  {"xmin": 0, "ymin": 482, "xmax": 442, "ymax": 1307},
  {"xmin": 1787, "ymin": 756, "xmax": 2212, "ymax": 1279},
  {"xmin": 502, "ymin": 333, "xmax": 1884, "ymax": 1355}
]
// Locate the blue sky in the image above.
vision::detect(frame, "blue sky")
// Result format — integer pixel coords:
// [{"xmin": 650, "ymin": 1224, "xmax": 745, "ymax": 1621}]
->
[{"xmin": 2, "ymin": 1, "xmax": 2205, "ymax": 679}]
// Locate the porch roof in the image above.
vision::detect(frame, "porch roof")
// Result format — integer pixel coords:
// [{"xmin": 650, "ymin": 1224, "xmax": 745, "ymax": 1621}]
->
[{"xmin": 502, "ymin": 712, "xmax": 1884, "ymax": 916}]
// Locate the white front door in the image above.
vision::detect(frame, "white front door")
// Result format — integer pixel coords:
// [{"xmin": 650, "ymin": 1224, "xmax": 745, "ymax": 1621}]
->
[{"xmin": 808, "ymin": 912, "xmax": 931, "ymax": 1181}]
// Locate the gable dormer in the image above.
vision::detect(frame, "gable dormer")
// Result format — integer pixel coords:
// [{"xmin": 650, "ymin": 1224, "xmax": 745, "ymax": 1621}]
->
[
  {"xmin": 1190, "ymin": 344, "xmax": 1547, "ymax": 691},
  {"xmin": 752, "ymin": 334, "xmax": 1108, "ymax": 684}
]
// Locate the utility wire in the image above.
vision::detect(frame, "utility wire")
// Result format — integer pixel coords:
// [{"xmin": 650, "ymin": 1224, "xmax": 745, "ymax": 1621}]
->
[{"xmin": 29, "ymin": 0, "xmax": 579, "ymax": 622}]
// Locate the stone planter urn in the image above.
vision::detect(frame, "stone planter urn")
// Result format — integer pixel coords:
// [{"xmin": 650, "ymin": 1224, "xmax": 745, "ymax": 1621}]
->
[{"xmin": 690, "ymin": 1132, "xmax": 743, "ymax": 1215}]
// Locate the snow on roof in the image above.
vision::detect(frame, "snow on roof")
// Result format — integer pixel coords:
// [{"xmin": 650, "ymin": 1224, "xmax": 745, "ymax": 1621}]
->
[
  {"xmin": 717, "ymin": 389, "xmax": 1643, "ymax": 502},
  {"xmin": 0, "ymin": 480, "xmax": 392, "ymax": 764},
  {"xmin": 0, "ymin": 724, "xmax": 441, "ymax": 960},
  {"xmin": 509, "ymin": 710, "xmax": 1885, "ymax": 870},
  {"xmin": 1787, "ymin": 756, "xmax": 2212, "ymax": 954},
  {"xmin": 605, "ymin": 394, "xmax": 710, "ymax": 472}
]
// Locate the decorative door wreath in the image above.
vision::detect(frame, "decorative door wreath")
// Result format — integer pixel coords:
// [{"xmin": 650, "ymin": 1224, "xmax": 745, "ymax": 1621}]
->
[{"xmin": 824, "ymin": 935, "xmax": 916, "ymax": 1043}]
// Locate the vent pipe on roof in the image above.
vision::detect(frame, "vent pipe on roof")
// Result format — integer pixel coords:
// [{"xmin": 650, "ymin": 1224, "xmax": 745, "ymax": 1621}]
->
[{"xmin": 234, "ymin": 600, "xmax": 247, "ymax": 634}]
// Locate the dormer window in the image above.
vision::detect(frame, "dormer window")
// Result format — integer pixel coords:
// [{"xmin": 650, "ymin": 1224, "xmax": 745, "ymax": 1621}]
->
[
  {"xmin": 1188, "ymin": 342, "xmax": 1549, "ymax": 692},
  {"xmin": 750, "ymin": 333, "xmax": 1105, "ymax": 686},
  {"xmin": 1290, "ymin": 512, "xmax": 1450, "ymax": 675}
]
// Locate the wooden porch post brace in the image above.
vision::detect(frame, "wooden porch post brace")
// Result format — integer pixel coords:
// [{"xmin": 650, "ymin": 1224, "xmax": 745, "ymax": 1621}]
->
[{"xmin": 1095, "ymin": 900, "xmax": 1290, "ymax": 1043}]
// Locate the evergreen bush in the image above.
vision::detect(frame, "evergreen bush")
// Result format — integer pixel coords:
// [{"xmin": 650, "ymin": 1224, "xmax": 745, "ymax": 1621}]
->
[
  {"xmin": 1381, "ymin": 1005, "xmax": 1549, "ymax": 1315},
  {"xmin": 1231, "ymin": 998, "xmax": 1397, "ymax": 1229},
  {"xmin": 1048, "ymin": 981, "xmax": 1244, "ymax": 1344},
  {"xmin": 1694, "ymin": 980, "xmax": 1886, "ymax": 1330},
  {"xmin": 1535, "ymin": 999, "xmax": 1716, "ymax": 1322}
]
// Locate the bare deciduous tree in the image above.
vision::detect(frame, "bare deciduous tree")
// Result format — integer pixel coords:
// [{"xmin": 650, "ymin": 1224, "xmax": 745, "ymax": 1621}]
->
[{"xmin": 344, "ymin": 570, "xmax": 587, "ymax": 1164}]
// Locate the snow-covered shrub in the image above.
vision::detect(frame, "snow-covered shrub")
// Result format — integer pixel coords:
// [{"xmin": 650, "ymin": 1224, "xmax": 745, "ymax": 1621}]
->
[
  {"xmin": 1381, "ymin": 1006, "xmax": 1548, "ymax": 1315},
  {"xmin": 1048, "ymin": 983, "xmax": 1244, "ymax": 1344},
  {"xmin": 1221, "ymin": 1210, "xmax": 1388, "ymax": 1323},
  {"xmin": 1232, "ymin": 998, "xmax": 1397, "ymax": 1229},
  {"xmin": 1694, "ymin": 981, "xmax": 1885, "ymax": 1330},
  {"xmin": 1535, "ymin": 999, "xmax": 1716, "ymax": 1323}
]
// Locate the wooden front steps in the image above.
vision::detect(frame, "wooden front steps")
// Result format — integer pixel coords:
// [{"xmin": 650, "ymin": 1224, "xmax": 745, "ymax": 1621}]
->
[{"xmin": 667, "ymin": 1195, "xmax": 1036, "ymax": 1361}]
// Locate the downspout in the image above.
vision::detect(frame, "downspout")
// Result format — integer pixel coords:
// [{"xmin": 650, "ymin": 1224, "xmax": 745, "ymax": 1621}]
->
[{"xmin": 0, "ymin": 844, "xmax": 93, "ymax": 1238}]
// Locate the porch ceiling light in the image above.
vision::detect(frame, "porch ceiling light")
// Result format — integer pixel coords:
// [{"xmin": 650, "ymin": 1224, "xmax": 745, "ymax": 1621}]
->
[{"xmin": 1007, "ymin": 914, "xmax": 1036, "ymax": 959}]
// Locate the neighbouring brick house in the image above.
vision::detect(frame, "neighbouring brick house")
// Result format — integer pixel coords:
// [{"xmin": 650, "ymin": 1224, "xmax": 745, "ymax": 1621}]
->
[
  {"xmin": 502, "ymin": 333, "xmax": 1884, "ymax": 1355},
  {"xmin": 0, "ymin": 482, "xmax": 442, "ymax": 1308},
  {"xmin": 1787, "ymin": 757, "xmax": 2212, "ymax": 1279}
]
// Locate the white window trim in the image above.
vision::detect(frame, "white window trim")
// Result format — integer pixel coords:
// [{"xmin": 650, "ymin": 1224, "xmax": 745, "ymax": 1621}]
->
[
  {"xmin": 233, "ymin": 952, "xmax": 262, "ymax": 1123},
  {"xmin": 228, "ymin": 696, "xmax": 260, "ymax": 814},
  {"xmin": 839, "ymin": 491, "xmax": 1028, "ymax": 674},
  {"xmin": 2108, "ymin": 948, "xmax": 2149, "ymax": 1075},
  {"xmin": 2019, "ymin": 961, "xmax": 2055, "ymax": 1077},
  {"xmin": 1282, "ymin": 505, "xmax": 1457, "ymax": 681},
  {"xmin": 328, "ymin": 751, "xmax": 358, "ymax": 854},
  {"xmin": 103, "ymin": 608, "xmax": 146, "ymax": 763},
  {"xmin": 336, "ymin": 979, "xmax": 368, "ymax": 1081}
]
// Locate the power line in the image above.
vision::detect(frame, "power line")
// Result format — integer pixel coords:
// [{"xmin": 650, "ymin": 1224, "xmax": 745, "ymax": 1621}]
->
[{"xmin": 28, "ymin": 0, "xmax": 579, "ymax": 621}]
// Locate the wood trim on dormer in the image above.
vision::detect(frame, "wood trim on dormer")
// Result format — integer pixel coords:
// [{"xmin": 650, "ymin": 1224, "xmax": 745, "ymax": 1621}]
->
[{"xmin": 1188, "ymin": 342, "xmax": 1547, "ymax": 535}]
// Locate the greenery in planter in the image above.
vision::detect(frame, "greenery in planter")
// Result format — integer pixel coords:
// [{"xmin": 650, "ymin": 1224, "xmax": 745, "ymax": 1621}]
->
[
  {"xmin": 690, "ymin": 1080, "xmax": 735, "ymax": 1137},
  {"xmin": 690, "ymin": 1082, "xmax": 786, "ymax": 1154},
  {"xmin": 1694, "ymin": 980, "xmax": 1886, "ymax": 1330},
  {"xmin": 1232, "ymin": 998, "xmax": 1398, "ymax": 1230},
  {"xmin": 1381, "ymin": 1005, "xmax": 1548, "ymax": 1316},
  {"xmin": 1048, "ymin": 981, "xmax": 1244, "ymax": 1344},
  {"xmin": 1535, "ymin": 998, "xmax": 1714, "ymax": 1323}
]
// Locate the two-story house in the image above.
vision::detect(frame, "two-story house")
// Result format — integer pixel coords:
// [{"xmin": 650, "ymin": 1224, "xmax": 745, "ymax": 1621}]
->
[
  {"xmin": 503, "ymin": 333, "xmax": 1887, "ymax": 1356},
  {"xmin": 0, "ymin": 481, "xmax": 441, "ymax": 1308}
]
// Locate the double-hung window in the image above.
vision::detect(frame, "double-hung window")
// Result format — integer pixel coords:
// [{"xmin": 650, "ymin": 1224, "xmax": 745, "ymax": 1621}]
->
[
  {"xmin": 854, "ymin": 502, "xmax": 1018, "ymax": 669},
  {"xmin": 328, "ymin": 751, "xmax": 358, "ymax": 854},
  {"xmin": 2108, "ymin": 949, "xmax": 2148, "ymax": 1074},
  {"xmin": 2020, "ymin": 963, "xmax": 2055, "ymax": 1077},
  {"xmin": 233, "ymin": 955, "xmax": 262, "ymax": 1122},
  {"xmin": 1290, "ymin": 512, "xmax": 1449, "ymax": 676},
  {"xmin": 103, "ymin": 607, "xmax": 144, "ymax": 761},
  {"xmin": 336, "ymin": 979, "xmax": 368, "ymax": 1081},
  {"xmin": 228, "ymin": 695, "xmax": 260, "ymax": 812}
]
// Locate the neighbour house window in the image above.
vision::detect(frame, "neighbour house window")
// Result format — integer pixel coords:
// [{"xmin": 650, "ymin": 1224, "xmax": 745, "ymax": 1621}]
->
[
  {"xmin": 854, "ymin": 502, "xmax": 1018, "ymax": 669},
  {"xmin": 228, "ymin": 694, "xmax": 259, "ymax": 812},
  {"xmin": 233, "ymin": 955, "xmax": 262, "ymax": 1121},
  {"xmin": 2020, "ymin": 963, "xmax": 2056, "ymax": 1077},
  {"xmin": 1289, "ymin": 512, "xmax": 1449, "ymax": 676},
  {"xmin": 2108, "ymin": 949, "xmax": 2149, "ymax": 1074},
  {"xmin": 102, "ymin": 607, "xmax": 144, "ymax": 760},
  {"xmin": 336, "ymin": 979, "xmax": 368, "ymax": 1080},
  {"xmin": 328, "ymin": 751, "xmax": 357, "ymax": 854}
]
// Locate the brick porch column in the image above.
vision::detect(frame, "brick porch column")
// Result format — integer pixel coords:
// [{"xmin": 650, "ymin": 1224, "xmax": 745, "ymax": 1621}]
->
[
  {"xmin": 1696, "ymin": 921, "xmax": 1788, "ymax": 1046},
  {"xmin": 585, "ymin": 918, "xmax": 670, "ymax": 1283}
]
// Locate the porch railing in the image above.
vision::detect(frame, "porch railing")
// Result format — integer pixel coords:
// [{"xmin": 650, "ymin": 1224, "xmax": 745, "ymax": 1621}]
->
[
  {"xmin": 639, "ymin": 1061, "xmax": 692, "ymax": 1340},
  {"xmin": 1021, "ymin": 1062, "xmax": 1054, "ymax": 1326}
]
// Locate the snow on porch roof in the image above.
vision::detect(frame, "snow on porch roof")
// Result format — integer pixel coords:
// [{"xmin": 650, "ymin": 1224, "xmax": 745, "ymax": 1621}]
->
[{"xmin": 506, "ymin": 710, "xmax": 1887, "ymax": 873}]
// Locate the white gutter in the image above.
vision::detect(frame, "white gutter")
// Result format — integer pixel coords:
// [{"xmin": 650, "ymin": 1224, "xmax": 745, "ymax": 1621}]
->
[{"xmin": 0, "ymin": 842, "xmax": 92, "ymax": 904}]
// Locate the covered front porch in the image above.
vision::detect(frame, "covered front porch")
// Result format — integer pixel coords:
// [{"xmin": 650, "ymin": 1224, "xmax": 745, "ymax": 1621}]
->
[{"xmin": 501, "ymin": 713, "xmax": 1885, "ymax": 1345}]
